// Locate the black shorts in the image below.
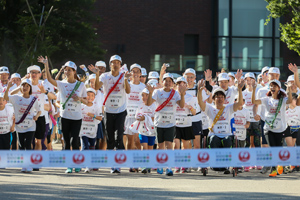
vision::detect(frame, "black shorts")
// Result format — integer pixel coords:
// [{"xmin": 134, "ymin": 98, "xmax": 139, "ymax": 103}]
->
[
  {"xmin": 192, "ymin": 121, "xmax": 202, "ymax": 136},
  {"xmin": 156, "ymin": 126, "xmax": 175, "ymax": 143},
  {"xmin": 35, "ymin": 116, "xmax": 46, "ymax": 139},
  {"xmin": 175, "ymin": 126, "xmax": 195, "ymax": 140},
  {"xmin": 202, "ymin": 129, "xmax": 209, "ymax": 138},
  {"xmin": 282, "ymin": 126, "xmax": 292, "ymax": 138},
  {"xmin": 290, "ymin": 127, "xmax": 300, "ymax": 139}
]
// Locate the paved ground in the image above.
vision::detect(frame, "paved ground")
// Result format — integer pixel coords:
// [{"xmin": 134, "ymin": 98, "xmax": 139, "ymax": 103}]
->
[{"xmin": 0, "ymin": 142, "xmax": 299, "ymax": 199}]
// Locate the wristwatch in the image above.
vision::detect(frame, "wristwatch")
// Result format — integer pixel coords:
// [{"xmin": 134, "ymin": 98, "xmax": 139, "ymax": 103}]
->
[{"xmin": 45, "ymin": 90, "xmax": 49, "ymax": 95}]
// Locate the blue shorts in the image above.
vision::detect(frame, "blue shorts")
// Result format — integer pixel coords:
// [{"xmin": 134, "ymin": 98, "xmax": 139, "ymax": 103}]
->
[
  {"xmin": 192, "ymin": 121, "xmax": 202, "ymax": 136},
  {"xmin": 139, "ymin": 134, "xmax": 156, "ymax": 146},
  {"xmin": 96, "ymin": 122, "xmax": 104, "ymax": 139}
]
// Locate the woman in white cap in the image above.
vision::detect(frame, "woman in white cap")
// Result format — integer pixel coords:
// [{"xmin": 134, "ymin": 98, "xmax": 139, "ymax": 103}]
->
[
  {"xmin": 174, "ymin": 76, "xmax": 196, "ymax": 173},
  {"xmin": 39, "ymin": 56, "xmax": 87, "ymax": 173},
  {"xmin": 252, "ymin": 79, "xmax": 292, "ymax": 177},
  {"xmin": 140, "ymin": 68, "xmax": 147, "ymax": 84},
  {"xmin": 147, "ymin": 73, "xmax": 186, "ymax": 176},
  {"xmin": 4, "ymin": 79, "xmax": 41, "ymax": 172}
]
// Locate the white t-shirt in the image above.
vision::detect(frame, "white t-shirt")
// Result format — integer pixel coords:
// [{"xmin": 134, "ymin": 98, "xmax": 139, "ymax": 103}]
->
[
  {"xmin": 126, "ymin": 82, "xmax": 146, "ymax": 118},
  {"xmin": 175, "ymin": 93, "xmax": 197, "ymax": 128},
  {"xmin": 79, "ymin": 103, "xmax": 102, "ymax": 138},
  {"xmin": 93, "ymin": 90, "xmax": 104, "ymax": 124},
  {"xmin": 31, "ymin": 80, "xmax": 48, "ymax": 122},
  {"xmin": 56, "ymin": 80, "xmax": 87, "ymax": 120},
  {"xmin": 243, "ymin": 89, "xmax": 261, "ymax": 122},
  {"xmin": 9, "ymin": 95, "xmax": 40, "ymax": 133},
  {"xmin": 232, "ymin": 108, "xmax": 250, "ymax": 141},
  {"xmin": 135, "ymin": 103, "xmax": 156, "ymax": 136},
  {"xmin": 204, "ymin": 103, "xmax": 235, "ymax": 138},
  {"xmin": 286, "ymin": 106, "xmax": 300, "ymax": 127},
  {"xmin": 152, "ymin": 88, "xmax": 181, "ymax": 128},
  {"xmin": 43, "ymin": 79, "xmax": 55, "ymax": 93},
  {"xmin": 0, "ymin": 105, "xmax": 14, "ymax": 134},
  {"xmin": 100, "ymin": 72, "xmax": 127, "ymax": 114},
  {"xmin": 261, "ymin": 97, "xmax": 288, "ymax": 133},
  {"xmin": 212, "ymin": 86, "xmax": 237, "ymax": 105}
]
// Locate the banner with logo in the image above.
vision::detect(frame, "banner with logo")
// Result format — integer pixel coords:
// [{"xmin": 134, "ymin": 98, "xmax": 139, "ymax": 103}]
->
[{"xmin": 0, "ymin": 147, "xmax": 299, "ymax": 168}]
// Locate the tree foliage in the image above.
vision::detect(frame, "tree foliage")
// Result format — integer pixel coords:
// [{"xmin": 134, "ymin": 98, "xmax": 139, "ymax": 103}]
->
[
  {"xmin": 265, "ymin": 0, "xmax": 300, "ymax": 55},
  {"xmin": 0, "ymin": 0, "xmax": 104, "ymax": 75}
]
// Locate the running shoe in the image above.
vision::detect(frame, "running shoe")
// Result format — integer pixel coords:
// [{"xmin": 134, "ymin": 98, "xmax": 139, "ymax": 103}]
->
[
  {"xmin": 93, "ymin": 168, "xmax": 98, "ymax": 171},
  {"xmin": 260, "ymin": 166, "xmax": 271, "ymax": 174},
  {"xmin": 33, "ymin": 168, "xmax": 39, "ymax": 171},
  {"xmin": 75, "ymin": 168, "xmax": 81, "ymax": 173},
  {"xmin": 238, "ymin": 167, "xmax": 244, "ymax": 173},
  {"xmin": 277, "ymin": 166, "xmax": 283, "ymax": 175},
  {"xmin": 256, "ymin": 166, "xmax": 263, "ymax": 170},
  {"xmin": 223, "ymin": 169, "xmax": 230, "ymax": 174},
  {"xmin": 165, "ymin": 168, "xmax": 173, "ymax": 176},
  {"xmin": 174, "ymin": 167, "xmax": 180, "ymax": 173},
  {"xmin": 21, "ymin": 168, "xmax": 26, "ymax": 173},
  {"xmin": 26, "ymin": 168, "xmax": 33, "ymax": 173},
  {"xmin": 65, "ymin": 168, "xmax": 73, "ymax": 173},
  {"xmin": 110, "ymin": 168, "xmax": 115, "ymax": 173},
  {"xmin": 181, "ymin": 167, "xmax": 188, "ymax": 173},
  {"xmin": 290, "ymin": 166, "xmax": 295, "ymax": 172},
  {"xmin": 283, "ymin": 166, "xmax": 289, "ymax": 174},
  {"xmin": 129, "ymin": 168, "xmax": 136, "ymax": 172},
  {"xmin": 269, "ymin": 168, "xmax": 278, "ymax": 177},
  {"xmin": 157, "ymin": 168, "xmax": 164, "ymax": 174},
  {"xmin": 114, "ymin": 168, "xmax": 121, "ymax": 173},
  {"xmin": 147, "ymin": 168, "xmax": 151, "ymax": 173},
  {"xmin": 141, "ymin": 168, "xmax": 147, "ymax": 174},
  {"xmin": 84, "ymin": 167, "xmax": 90, "ymax": 173},
  {"xmin": 244, "ymin": 167, "xmax": 250, "ymax": 172}
]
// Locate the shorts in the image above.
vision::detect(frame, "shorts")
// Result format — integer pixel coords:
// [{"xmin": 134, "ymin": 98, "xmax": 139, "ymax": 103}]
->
[
  {"xmin": 202, "ymin": 129, "xmax": 209, "ymax": 138},
  {"xmin": 247, "ymin": 121, "xmax": 261, "ymax": 136},
  {"xmin": 35, "ymin": 116, "xmax": 46, "ymax": 139},
  {"xmin": 175, "ymin": 126, "xmax": 195, "ymax": 140},
  {"xmin": 192, "ymin": 121, "xmax": 202, "ymax": 136},
  {"xmin": 96, "ymin": 122, "xmax": 104, "ymax": 139},
  {"xmin": 290, "ymin": 127, "xmax": 300, "ymax": 139},
  {"xmin": 283, "ymin": 126, "xmax": 292, "ymax": 138},
  {"xmin": 156, "ymin": 126, "xmax": 175, "ymax": 143},
  {"xmin": 139, "ymin": 134, "xmax": 156, "ymax": 146},
  {"xmin": 124, "ymin": 117, "xmax": 136, "ymax": 135}
]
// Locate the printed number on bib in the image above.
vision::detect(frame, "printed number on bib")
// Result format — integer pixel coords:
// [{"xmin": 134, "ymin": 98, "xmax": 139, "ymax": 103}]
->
[
  {"xmin": 176, "ymin": 114, "xmax": 190, "ymax": 126},
  {"xmin": 18, "ymin": 115, "xmax": 34, "ymax": 129},
  {"xmin": 157, "ymin": 112, "xmax": 174, "ymax": 124},
  {"xmin": 0, "ymin": 122, "xmax": 10, "ymax": 134},
  {"xmin": 66, "ymin": 100, "xmax": 81, "ymax": 112},
  {"xmin": 106, "ymin": 94, "xmax": 123, "ymax": 108},
  {"xmin": 81, "ymin": 122, "xmax": 97, "ymax": 136},
  {"xmin": 213, "ymin": 124, "xmax": 228, "ymax": 134},
  {"xmin": 287, "ymin": 118, "xmax": 300, "ymax": 126},
  {"xmin": 127, "ymin": 105, "xmax": 138, "ymax": 118},
  {"xmin": 234, "ymin": 127, "xmax": 246, "ymax": 140},
  {"xmin": 266, "ymin": 115, "xmax": 281, "ymax": 130}
]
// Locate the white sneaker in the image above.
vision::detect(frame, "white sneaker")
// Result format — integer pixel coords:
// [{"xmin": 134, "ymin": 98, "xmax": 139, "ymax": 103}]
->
[
  {"xmin": 26, "ymin": 167, "xmax": 33, "ymax": 173},
  {"xmin": 21, "ymin": 168, "xmax": 26, "ymax": 172},
  {"xmin": 84, "ymin": 167, "xmax": 90, "ymax": 173}
]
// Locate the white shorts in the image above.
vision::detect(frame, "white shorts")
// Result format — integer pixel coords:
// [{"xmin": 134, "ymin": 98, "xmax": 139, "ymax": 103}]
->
[{"xmin": 124, "ymin": 117, "xmax": 137, "ymax": 136}]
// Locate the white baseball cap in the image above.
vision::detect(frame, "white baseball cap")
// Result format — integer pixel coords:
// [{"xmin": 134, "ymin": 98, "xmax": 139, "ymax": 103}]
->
[
  {"xmin": 257, "ymin": 74, "xmax": 262, "ymax": 79},
  {"xmin": 141, "ymin": 88, "xmax": 150, "ymax": 95},
  {"xmin": 141, "ymin": 68, "xmax": 147, "ymax": 76},
  {"xmin": 287, "ymin": 75, "xmax": 294, "ymax": 82},
  {"xmin": 228, "ymin": 72, "xmax": 235, "ymax": 78},
  {"xmin": 147, "ymin": 79, "xmax": 158, "ymax": 87},
  {"xmin": 184, "ymin": 68, "xmax": 196, "ymax": 75},
  {"xmin": 269, "ymin": 67, "xmax": 280, "ymax": 75},
  {"xmin": 148, "ymin": 71, "xmax": 159, "ymax": 79},
  {"xmin": 86, "ymin": 88, "xmax": 97, "ymax": 95},
  {"xmin": 27, "ymin": 65, "xmax": 41, "ymax": 74},
  {"xmin": 218, "ymin": 73, "xmax": 230, "ymax": 81},
  {"xmin": 0, "ymin": 93, "xmax": 4, "ymax": 98},
  {"xmin": 64, "ymin": 61, "xmax": 77, "ymax": 71},
  {"xmin": 130, "ymin": 63, "xmax": 142, "ymax": 71},
  {"xmin": 176, "ymin": 76, "xmax": 187, "ymax": 84},
  {"xmin": 109, "ymin": 55, "xmax": 122, "ymax": 64},
  {"xmin": 245, "ymin": 72, "xmax": 255, "ymax": 79},
  {"xmin": 0, "ymin": 66, "xmax": 9, "ymax": 74},
  {"xmin": 21, "ymin": 79, "xmax": 32, "ymax": 88},
  {"xmin": 261, "ymin": 66, "xmax": 270, "ymax": 74},
  {"xmin": 95, "ymin": 61, "xmax": 106, "ymax": 68},
  {"xmin": 88, "ymin": 74, "xmax": 96, "ymax": 80},
  {"xmin": 212, "ymin": 87, "xmax": 226, "ymax": 98},
  {"xmin": 11, "ymin": 73, "xmax": 21, "ymax": 79},
  {"xmin": 269, "ymin": 79, "xmax": 281, "ymax": 88},
  {"xmin": 163, "ymin": 73, "xmax": 174, "ymax": 81}
]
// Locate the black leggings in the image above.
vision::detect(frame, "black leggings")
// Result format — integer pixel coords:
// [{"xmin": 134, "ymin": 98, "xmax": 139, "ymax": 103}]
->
[
  {"xmin": 0, "ymin": 133, "xmax": 11, "ymax": 150},
  {"xmin": 265, "ymin": 130, "xmax": 285, "ymax": 147},
  {"xmin": 18, "ymin": 131, "xmax": 35, "ymax": 150},
  {"xmin": 61, "ymin": 118, "xmax": 82, "ymax": 150},
  {"xmin": 105, "ymin": 110, "xmax": 127, "ymax": 150},
  {"xmin": 11, "ymin": 131, "xmax": 17, "ymax": 150}
]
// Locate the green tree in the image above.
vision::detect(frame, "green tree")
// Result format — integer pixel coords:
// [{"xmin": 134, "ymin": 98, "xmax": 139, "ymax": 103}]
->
[
  {"xmin": 0, "ymin": 0, "xmax": 104, "ymax": 75},
  {"xmin": 265, "ymin": 0, "xmax": 300, "ymax": 55}
]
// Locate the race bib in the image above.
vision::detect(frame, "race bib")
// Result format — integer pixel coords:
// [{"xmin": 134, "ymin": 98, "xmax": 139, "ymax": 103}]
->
[
  {"xmin": 17, "ymin": 115, "xmax": 34, "ymax": 130},
  {"xmin": 202, "ymin": 114, "xmax": 208, "ymax": 125},
  {"xmin": 156, "ymin": 112, "xmax": 174, "ymax": 125},
  {"xmin": 287, "ymin": 118, "xmax": 300, "ymax": 126},
  {"xmin": 234, "ymin": 127, "xmax": 246, "ymax": 140},
  {"xmin": 0, "ymin": 122, "xmax": 10, "ymax": 134},
  {"xmin": 175, "ymin": 114, "xmax": 190, "ymax": 126},
  {"xmin": 127, "ymin": 104, "xmax": 139, "ymax": 118},
  {"xmin": 212, "ymin": 123, "xmax": 229, "ymax": 134},
  {"xmin": 65, "ymin": 100, "xmax": 81, "ymax": 112},
  {"xmin": 81, "ymin": 122, "xmax": 97, "ymax": 137},
  {"xmin": 265, "ymin": 114, "xmax": 282, "ymax": 130},
  {"xmin": 106, "ymin": 94, "xmax": 123, "ymax": 108}
]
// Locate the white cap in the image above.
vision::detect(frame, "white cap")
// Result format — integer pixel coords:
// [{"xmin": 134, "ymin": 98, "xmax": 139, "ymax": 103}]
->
[
  {"xmin": 21, "ymin": 79, "xmax": 32, "ymax": 88},
  {"xmin": 148, "ymin": 71, "xmax": 159, "ymax": 79},
  {"xmin": 95, "ymin": 61, "xmax": 106, "ymax": 68},
  {"xmin": 88, "ymin": 74, "xmax": 96, "ymax": 80},
  {"xmin": 269, "ymin": 67, "xmax": 280, "ymax": 75},
  {"xmin": 141, "ymin": 88, "xmax": 150, "ymax": 95},
  {"xmin": 27, "ymin": 65, "xmax": 41, "ymax": 74},
  {"xmin": 147, "ymin": 79, "xmax": 158, "ymax": 87},
  {"xmin": 269, "ymin": 79, "xmax": 281, "ymax": 88},
  {"xmin": 245, "ymin": 72, "xmax": 255, "ymax": 79},
  {"xmin": 130, "ymin": 63, "xmax": 142, "ymax": 71},
  {"xmin": 261, "ymin": 66, "xmax": 270, "ymax": 74},
  {"xmin": 0, "ymin": 93, "xmax": 4, "ymax": 98},
  {"xmin": 176, "ymin": 76, "xmax": 187, "ymax": 84},
  {"xmin": 212, "ymin": 87, "xmax": 226, "ymax": 98},
  {"xmin": 86, "ymin": 88, "xmax": 97, "ymax": 95},
  {"xmin": 163, "ymin": 73, "xmax": 174, "ymax": 81},
  {"xmin": 109, "ymin": 55, "xmax": 122, "ymax": 64},
  {"xmin": 228, "ymin": 72, "xmax": 235, "ymax": 78},
  {"xmin": 0, "ymin": 66, "xmax": 9, "ymax": 74},
  {"xmin": 184, "ymin": 68, "xmax": 196, "ymax": 75},
  {"xmin": 11, "ymin": 73, "xmax": 21, "ymax": 79},
  {"xmin": 64, "ymin": 61, "xmax": 77, "ymax": 71},
  {"xmin": 287, "ymin": 75, "xmax": 294, "ymax": 82},
  {"xmin": 141, "ymin": 68, "xmax": 147, "ymax": 76},
  {"xmin": 257, "ymin": 74, "xmax": 262, "ymax": 79},
  {"xmin": 218, "ymin": 73, "xmax": 230, "ymax": 81}
]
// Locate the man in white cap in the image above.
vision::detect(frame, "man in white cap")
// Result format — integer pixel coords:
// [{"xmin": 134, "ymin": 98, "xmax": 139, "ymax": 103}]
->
[
  {"xmin": 260, "ymin": 66, "xmax": 270, "ymax": 87},
  {"xmin": 0, "ymin": 66, "xmax": 10, "ymax": 87},
  {"xmin": 228, "ymin": 72, "xmax": 235, "ymax": 87},
  {"xmin": 95, "ymin": 61, "xmax": 107, "ymax": 75},
  {"xmin": 93, "ymin": 55, "xmax": 131, "ymax": 174},
  {"xmin": 140, "ymin": 68, "xmax": 147, "ymax": 84}
]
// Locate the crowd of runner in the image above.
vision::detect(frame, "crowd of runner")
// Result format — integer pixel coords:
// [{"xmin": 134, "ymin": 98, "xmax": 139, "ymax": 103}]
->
[{"xmin": 0, "ymin": 54, "xmax": 299, "ymax": 177}]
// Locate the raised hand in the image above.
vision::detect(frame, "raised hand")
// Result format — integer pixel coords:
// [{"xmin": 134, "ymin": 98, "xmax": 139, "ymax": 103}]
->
[
  {"xmin": 235, "ymin": 69, "xmax": 243, "ymax": 80},
  {"xmin": 288, "ymin": 63, "xmax": 298, "ymax": 74},
  {"xmin": 124, "ymin": 71, "xmax": 132, "ymax": 79},
  {"xmin": 204, "ymin": 69, "xmax": 212, "ymax": 81},
  {"xmin": 178, "ymin": 83, "xmax": 187, "ymax": 95},
  {"xmin": 146, "ymin": 83, "xmax": 155, "ymax": 93},
  {"xmin": 37, "ymin": 56, "xmax": 48, "ymax": 65},
  {"xmin": 7, "ymin": 80, "xmax": 14, "ymax": 89},
  {"xmin": 237, "ymin": 78, "xmax": 245, "ymax": 89},
  {"xmin": 197, "ymin": 79, "xmax": 205, "ymax": 91},
  {"xmin": 37, "ymin": 83, "xmax": 46, "ymax": 94},
  {"xmin": 79, "ymin": 65, "xmax": 88, "ymax": 71},
  {"xmin": 88, "ymin": 64, "xmax": 99, "ymax": 74}
]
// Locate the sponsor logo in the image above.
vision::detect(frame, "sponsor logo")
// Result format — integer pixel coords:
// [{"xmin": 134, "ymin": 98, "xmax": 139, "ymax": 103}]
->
[
  {"xmin": 115, "ymin": 153, "xmax": 127, "ymax": 164},
  {"xmin": 133, "ymin": 153, "xmax": 149, "ymax": 163},
  {"xmin": 279, "ymin": 150, "xmax": 290, "ymax": 161},
  {"xmin": 198, "ymin": 152, "xmax": 210, "ymax": 163},
  {"xmin": 72, "ymin": 153, "xmax": 85, "ymax": 164},
  {"xmin": 238, "ymin": 151, "xmax": 250, "ymax": 162},
  {"xmin": 30, "ymin": 154, "xmax": 43, "ymax": 164},
  {"xmin": 156, "ymin": 153, "xmax": 168, "ymax": 164}
]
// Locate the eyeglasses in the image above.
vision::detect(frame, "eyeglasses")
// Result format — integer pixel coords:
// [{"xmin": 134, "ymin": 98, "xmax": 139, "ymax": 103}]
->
[
  {"xmin": 30, "ymin": 71, "xmax": 40, "ymax": 75},
  {"xmin": 185, "ymin": 76, "xmax": 195, "ymax": 79}
]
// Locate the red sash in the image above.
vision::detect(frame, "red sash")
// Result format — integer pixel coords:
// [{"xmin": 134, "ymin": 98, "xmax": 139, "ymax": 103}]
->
[
  {"xmin": 103, "ymin": 73, "xmax": 124, "ymax": 106},
  {"xmin": 155, "ymin": 89, "xmax": 175, "ymax": 112},
  {"xmin": 15, "ymin": 97, "xmax": 37, "ymax": 125}
]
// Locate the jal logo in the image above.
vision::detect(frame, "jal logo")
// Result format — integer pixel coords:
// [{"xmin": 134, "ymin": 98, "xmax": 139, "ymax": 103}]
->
[
  {"xmin": 198, "ymin": 152, "xmax": 209, "ymax": 163},
  {"xmin": 115, "ymin": 153, "xmax": 127, "ymax": 164},
  {"xmin": 279, "ymin": 150, "xmax": 290, "ymax": 161},
  {"xmin": 238, "ymin": 151, "xmax": 250, "ymax": 162},
  {"xmin": 156, "ymin": 153, "xmax": 168, "ymax": 164},
  {"xmin": 72, "ymin": 153, "xmax": 85, "ymax": 164},
  {"xmin": 30, "ymin": 153, "xmax": 43, "ymax": 164}
]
